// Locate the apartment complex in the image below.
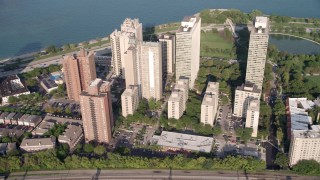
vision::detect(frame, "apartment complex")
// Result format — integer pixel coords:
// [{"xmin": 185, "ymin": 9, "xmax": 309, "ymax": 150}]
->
[
  {"xmin": 20, "ymin": 136, "xmax": 56, "ymax": 152},
  {"xmin": 140, "ymin": 42, "xmax": 162, "ymax": 101},
  {"xmin": 175, "ymin": 16, "xmax": 201, "ymax": 88},
  {"xmin": 110, "ymin": 18, "xmax": 142, "ymax": 77},
  {"xmin": 245, "ymin": 16, "xmax": 269, "ymax": 90},
  {"xmin": 245, "ymin": 99, "xmax": 260, "ymax": 137},
  {"xmin": 80, "ymin": 78, "xmax": 113, "ymax": 143},
  {"xmin": 168, "ymin": 78, "xmax": 189, "ymax": 119},
  {"xmin": 62, "ymin": 49, "xmax": 96, "ymax": 101},
  {"xmin": 168, "ymin": 91, "xmax": 184, "ymax": 119},
  {"xmin": 233, "ymin": 83, "xmax": 261, "ymax": 118},
  {"xmin": 123, "ymin": 46, "xmax": 139, "ymax": 87},
  {"xmin": 121, "ymin": 85, "xmax": 139, "ymax": 117},
  {"xmin": 159, "ymin": 34, "xmax": 176, "ymax": 75},
  {"xmin": 289, "ymin": 125, "xmax": 320, "ymax": 166},
  {"xmin": 201, "ymin": 82, "xmax": 219, "ymax": 126},
  {"xmin": 58, "ymin": 125, "xmax": 83, "ymax": 152},
  {"xmin": 286, "ymin": 98, "xmax": 314, "ymax": 139}
]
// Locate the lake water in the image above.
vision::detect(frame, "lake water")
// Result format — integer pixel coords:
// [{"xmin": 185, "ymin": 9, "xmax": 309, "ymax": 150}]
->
[
  {"xmin": 269, "ymin": 34, "xmax": 320, "ymax": 55},
  {"xmin": 1, "ymin": 0, "xmax": 320, "ymax": 59}
]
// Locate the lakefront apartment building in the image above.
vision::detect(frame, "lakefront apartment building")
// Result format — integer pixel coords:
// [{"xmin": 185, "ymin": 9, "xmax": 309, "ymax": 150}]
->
[
  {"xmin": 175, "ymin": 16, "xmax": 201, "ymax": 88},
  {"xmin": 168, "ymin": 78, "xmax": 189, "ymax": 119},
  {"xmin": 201, "ymin": 82, "xmax": 219, "ymax": 126},
  {"xmin": 110, "ymin": 18, "xmax": 142, "ymax": 77},
  {"xmin": 80, "ymin": 79, "xmax": 113, "ymax": 143},
  {"xmin": 121, "ymin": 85, "xmax": 139, "ymax": 117},
  {"xmin": 245, "ymin": 16, "xmax": 269, "ymax": 90},
  {"xmin": 233, "ymin": 83, "xmax": 261, "ymax": 118},
  {"xmin": 159, "ymin": 34, "xmax": 176, "ymax": 75},
  {"xmin": 140, "ymin": 42, "xmax": 163, "ymax": 101},
  {"xmin": 245, "ymin": 99, "xmax": 260, "ymax": 137},
  {"xmin": 62, "ymin": 48, "xmax": 96, "ymax": 102},
  {"xmin": 289, "ymin": 125, "xmax": 320, "ymax": 167}
]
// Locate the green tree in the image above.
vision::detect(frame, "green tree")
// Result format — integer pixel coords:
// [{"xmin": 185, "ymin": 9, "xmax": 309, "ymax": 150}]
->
[
  {"xmin": 65, "ymin": 107, "xmax": 72, "ymax": 115},
  {"xmin": 273, "ymin": 99, "xmax": 285, "ymax": 116},
  {"xmin": 45, "ymin": 45, "xmax": 58, "ymax": 54},
  {"xmin": 292, "ymin": 160, "xmax": 320, "ymax": 175},
  {"xmin": 83, "ymin": 143, "xmax": 94, "ymax": 153},
  {"xmin": 8, "ymin": 96, "xmax": 19, "ymax": 104},
  {"xmin": 93, "ymin": 145, "xmax": 106, "ymax": 156},
  {"xmin": 1, "ymin": 136, "xmax": 11, "ymax": 143},
  {"xmin": 274, "ymin": 152, "xmax": 289, "ymax": 169}
]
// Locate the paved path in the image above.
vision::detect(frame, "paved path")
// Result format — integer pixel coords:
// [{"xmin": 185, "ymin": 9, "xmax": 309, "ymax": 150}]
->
[
  {"xmin": 0, "ymin": 45, "xmax": 110, "ymax": 78},
  {"xmin": 7, "ymin": 169, "xmax": 317, "ymax": 180}
]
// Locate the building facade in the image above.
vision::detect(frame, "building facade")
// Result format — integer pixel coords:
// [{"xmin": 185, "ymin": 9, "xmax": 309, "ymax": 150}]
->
[
  {"xmin": 63, "ymin": 49, "xmax": 96, "ymax": 102},
  {"xmin": 80, "ymin": 79, "xmax": 113, "ymax": 143},
  {"xmin": 110, "ymin": 18, "xmax": 142, "ymax": 77},
  {"xmin": 245, "ymin": 99, "xmax": 260, "ymax": 137},
  {"xmin": 140, "ymin": 42, "xmax": 162, "ymax": 101},
  {"xmin": 159, "ymin": 34, "xmax": 176, "ymax": 75},
  {"xmin": 245, "ymin": 16, "xmax": 269, "ymax": 90},
  {"xmin": 233, "ymin": 83, "xmax": 261, "ymax": 118},
  {"xmin": 121, "ymin": 85, "xmax": 139, "ymax": 117},
  {"xmin": 289, "ymin": 125, "xmax": 320, "ymax": 166},
  {"xmin": 175, "ymin": 16, "xmax": 201, "ymax": 88},
  {"xmin": 201, "ymin": 82, "xmax": 219, "ymax": 126},
  {"xmin": 123, "ymin": 46, "xmax": 139, "ymax": 87},
  {"xmin": 168, "ymin": 91, "xmax": 184, "ymax": 119},
  {"xmin": 58, "ymin": 125, "xmax": 84, "ymax": 152}
]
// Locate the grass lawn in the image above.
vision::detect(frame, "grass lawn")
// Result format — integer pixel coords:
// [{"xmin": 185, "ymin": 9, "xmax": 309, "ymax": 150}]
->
[
  {"xmin": 200, "ymin": 31, "xmax": 235, "ymax": 58},
  {"xmin": 305, "ymin": 76, "xmax": 320, "ymax": 87}
]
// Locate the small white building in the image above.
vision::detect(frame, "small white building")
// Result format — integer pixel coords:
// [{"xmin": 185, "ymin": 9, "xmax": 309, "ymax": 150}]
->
[
  {"xmin": 153, "ymin": 131, "xmax": 214, "ymax": 153},
  {"xmin": 20, "ymin": 136, "xmax": 56, "ymax": 152}
]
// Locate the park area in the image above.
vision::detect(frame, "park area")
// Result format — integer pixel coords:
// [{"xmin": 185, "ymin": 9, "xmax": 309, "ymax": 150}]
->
[{"xmin": 200, "ymin": 28, "xmax": 236, "ymax": 59}]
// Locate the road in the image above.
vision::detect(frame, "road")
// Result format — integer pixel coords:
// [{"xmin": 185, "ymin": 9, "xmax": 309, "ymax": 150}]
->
[
  {"xmin": 0, "ymin": 45, "xmax": 110, "ymax": 78},
  {"xmin": 6, "ymin": 169, "xmax": 317, "ymax": 180}
]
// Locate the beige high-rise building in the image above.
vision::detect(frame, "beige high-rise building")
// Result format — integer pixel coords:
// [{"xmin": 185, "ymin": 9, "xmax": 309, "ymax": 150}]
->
[
  {"xmin": 63, "ymin": 49, "xmax": 96, "ymax": 102},
  {"xmin": 168, "ymin": 78, "xmax": 189, "ymax": 120},
  {"xmin": 245, "ymin": 16, "xmax": 269, "ymax": 90},
  {"xmin": 173, "ymin": 78, "xmax": 189, "ymax": 107},
  {"xmin": 201, "ymin": 82, "xmax": 219, "ymax": 126},
  {"xmin": 289, "ymin": 125, "xmax": 320, "ymax": 167},
  {"xmin": 123, "ymin": 46, "xmax": 139, "ymax": 87},
  {"xmin": 175, "ymin": 16, "xmax": 201, "ymax": 88},
  {"xmin": 110, "ymin": 18, "xmax": 142, "ymax": 77},
  {"xmin": 140, "ymin": 42, "xmax": 162, "ymax": 101},
  {"xmin": 121, "ymin": 85, "xmax": 139, "ymax": 117},
  {"xmin": 168, "ymin": 91, "xmax": 184, "ymax": 119},
  {"xmin": 233, "ymin": 83, "xmax": 261, "ymax": 118},
  {"xmin": 245, "ymin": 99, "xmax": 260, "ymax": 137},
  {"xmin": 80, "ymin": 79, "xmax": 113, "ymax": 143},
  {"xmin": 159, "ymin": 34, "xmax": 175, "ymax": 75}
]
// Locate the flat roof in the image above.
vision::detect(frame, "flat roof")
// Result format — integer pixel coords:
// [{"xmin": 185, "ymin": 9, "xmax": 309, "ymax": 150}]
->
[
  {"xmin": 202, "ymin": 93, "xmax": 218, "ymax": 107},
  {"xmin": 156, "ymin": 131, "xmax": 213, "ymax": 153},
  {"xmin": 236, "ymin": 83, "xmax": 261, "ymax": 94},
  {"xmin": 288, "ymin": 98, "xmax": 313, "ymax": 131},
  {"xmin": 168, "ymin": 91, "xmax": 183, "ymax": 102},
  {"xmin": 0, "ymin": 75, "xmax": 30, "ymax": 97}
]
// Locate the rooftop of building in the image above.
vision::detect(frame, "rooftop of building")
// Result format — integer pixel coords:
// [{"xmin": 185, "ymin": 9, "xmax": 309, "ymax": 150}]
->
[
  {"xmin": 0, "ymin": 112, "xmax": 10, "ymax": 119},
  {"xmin": 177, "ymin": 16, "xmax": 200, "ymax": 33},
  {"xmin": 155, "ymin": 131, "xmax": 214, "ymax": 153},
  {"xmin": 202, "ymin": 93, "xmax": 218, "ymax": 107},
  {"xmin": 288, "ymin": 98, "xmax": 314, "ymax": 131},
  {"xmin": 0, "ymin": 75, "xmax": 30, "ymax": 98},
  {"xmin": 141, "ymin": 41, "xmax": 160, "ymax": 47},
  {"xmin": 122, "ymin": 86, "xmax": 138, "ymax": 97},
  {"xmin": 206, "ymin": 82, "xmax": 219, "ymax": 94},
  {"xmin": 292, "ymin": 125, "xmax": 320, "ymax": 139},
  {"xmin": 252, "ymin": 16, "xmax": 269, "ymax": 34},
  {"xmin": 168, "ymin": 90, "xmax": 183, "ymax": 102},
  {"xmin": 58, "ymin": 125, "xmax": 83, "ymax": 142},
  {"xmin": 247, "ymin": 99, "xmax": 260, "ymax": 111},
  {"xmin": 20, "ymin": 136, "xmax": 56, "ymax": 147},
  {"xmin": 6, "ymin": 112, "xmax": 16, "ymax": 120},
  {"xmin": 158, "ymin": 33, "xmax": 175, "ymax": 40},
  {"xmin": 38, "ymin": 73, "xmax": 58, "ymax": 90},
  {"xmin": 236, "ymin": 83, "xmax": 261, "ymax": 94}
]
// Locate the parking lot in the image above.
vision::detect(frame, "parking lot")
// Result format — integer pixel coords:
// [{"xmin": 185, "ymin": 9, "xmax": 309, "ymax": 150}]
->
[{"xmin": 45, "ymin": 100, "xmax": 81, "ymax": 119}]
